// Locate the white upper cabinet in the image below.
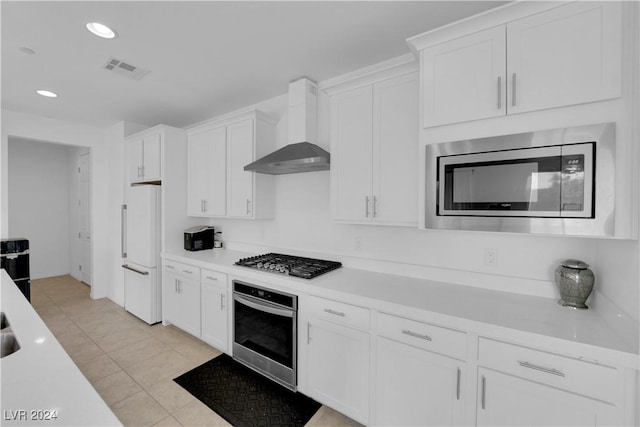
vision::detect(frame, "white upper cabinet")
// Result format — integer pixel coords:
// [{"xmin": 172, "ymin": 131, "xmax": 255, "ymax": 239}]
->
[
  {"xmin": 329, "ymin": 67, "xmax": 419, "ymax": 226},
  {"xmin": 421, "ymin": 26, "xmax": 506, "ymax": 128},
  {"xmin": 506, "ymin": 1, "xmax": 622, "ymax": 115},
  {"xmin": 330, "ymin": 85, "xmax": 373, "ymax": 222},
  {"xmin": 187, "ymin": 126, "xmax": 226, "ymax": 217},
  {"xmin": 413, "ymin": 1, "xmax": 622, "ymax": 127},
  {"xmin": 226, "ymin": 119, "xmax": 256, "ymax": 218},
  {"xmin": 127, "ymin": 130, "xmax": 162, "ymax": 183},
  {"xmin": 186, "ymin": 111, "xmax": 276, "ymax": 219}
]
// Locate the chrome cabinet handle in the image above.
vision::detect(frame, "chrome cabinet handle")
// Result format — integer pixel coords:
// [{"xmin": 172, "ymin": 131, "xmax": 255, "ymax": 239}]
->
[
  {"xmin": 200, "ymin": 200, "xmax": 204, "ymax": 213},
  {"xmin": 497, "ymin": 76, "xmax": 502, "ymax": 109},
  {"xmin": 206, "ymin": 276, "xmax": 218, "ymax": 281},
  {"xmin": 307, "ymin": 322, "xmax": 311, "ymax": 344},
  {"xmin": 220, "ymin": 294, "xmax": 225, "ymax": 310},
  {"xmin": 365, "ymin": 196, "xmax": 370, "ymax": 218},
  {"xmin": 512, "ymin": 73, "xmax": 517, "ymax": 106},
  {"xmin": 174, "ymin": 279, "xmax": 178, "ymax": 294},
  {"xmin": 141, "ymin": 165, "xmax": 145, "ymax": 178},
  {"xmin": 137, "ymin": 166, "xmax": 141, "ymax": 178},
  {"xmin": 166, "ymin": 265, "xmax": 175, "ymax": 269},
  {"xmin": 481, "ymin": 375, "xmax": 486, "ymax": 409},
  {"xmin": 324, "ymin": 308, "xmax": 346, "ymax": 317},
  {"xmin": 203, "ymin": 200, "xmax": 207, "ymax": 213},
  {"xmin": 456, "ymin": 368, "xmax": 461, "ymax": 400},
  {"xmin": 182, "ymin": 270, "xmax": 193, "ymax": 274},
  {"xmin": 121, "ymin": 204, "xmax": 127, "ymax": 258},
  {"xmin": 518, "ymin": 361, "xmax": 565, "ymax": 377},
  {"xmin": 246, "ymin": 199, "xmax": 251, "ymax": 215},
  {"xmin": 373, "ymin": 196, "xmax": 377, "ymax": 218},
  {"xmin": 402, "ymin": 329, "xmax": 432, "ymax": 341}
]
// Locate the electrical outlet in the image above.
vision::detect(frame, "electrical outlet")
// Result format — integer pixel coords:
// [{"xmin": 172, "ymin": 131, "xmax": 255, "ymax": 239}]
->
[
  {"xmin": 355, "ymin": 237, "xmax": 363, "ymax": 251},
  {"xmin": 484, "ymin": 248, "xmax": 498, "ymax": 267}
]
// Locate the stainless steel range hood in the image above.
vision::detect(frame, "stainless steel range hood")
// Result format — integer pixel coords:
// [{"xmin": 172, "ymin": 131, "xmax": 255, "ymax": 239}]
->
[{"xmin": 244, "ymin": 78, "xmax": 330, "ymax": 175}]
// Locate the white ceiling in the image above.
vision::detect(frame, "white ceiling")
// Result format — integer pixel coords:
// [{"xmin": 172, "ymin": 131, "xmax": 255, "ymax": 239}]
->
[{"xmin": 2, "ymin": 1, "xmax": 507, "ymax": 129}]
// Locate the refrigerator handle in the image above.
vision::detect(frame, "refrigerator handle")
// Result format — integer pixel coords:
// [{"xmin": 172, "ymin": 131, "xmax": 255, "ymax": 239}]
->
[
  {"xmin": 121, "ymin": 204, "xmax": 127, "ymax": 258},
  {"xmin": 122, "ymin": 264, "xmax": 149, "ymax": 275}
]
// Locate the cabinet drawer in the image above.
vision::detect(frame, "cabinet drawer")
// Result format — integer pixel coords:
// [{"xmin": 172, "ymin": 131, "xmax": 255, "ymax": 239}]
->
[
  {"xmin": 478, "ymin": 338, "xmax": 618, "ymax": 403},
  {"xmin": 377, "ymin": 312, "xmax": 467, "ymax": 360},
  {"xmin": 307, "ymin": 296, "xmax": 370, "ymax": 331},
  {"xmin": 201, "ymin": 269, "xmax": 227, "ymax": 288},
  {"xmin": 163, "ymin": 259, "xmax": 200, "ymax": 279}
]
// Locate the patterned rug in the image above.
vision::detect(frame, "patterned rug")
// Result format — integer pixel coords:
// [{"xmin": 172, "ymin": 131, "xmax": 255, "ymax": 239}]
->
[{"xmin": 174, "ymin": 354, "xmax": 321, "ymax": 427}]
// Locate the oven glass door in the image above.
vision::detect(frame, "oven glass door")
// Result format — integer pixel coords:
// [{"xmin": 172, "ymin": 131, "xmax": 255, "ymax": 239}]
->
[
  {"xmin": 234, "ymin": 294, "xmax": 294, "ymax": 369},
  {"xmin": 438, "ymin": 143, "xmax": 593, "ymax": 218}
]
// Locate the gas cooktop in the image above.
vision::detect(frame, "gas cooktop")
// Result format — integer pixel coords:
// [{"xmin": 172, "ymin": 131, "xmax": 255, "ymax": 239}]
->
[{"xmin": 234, "ymin": 253, "xmax": 342, "ymax": 279}]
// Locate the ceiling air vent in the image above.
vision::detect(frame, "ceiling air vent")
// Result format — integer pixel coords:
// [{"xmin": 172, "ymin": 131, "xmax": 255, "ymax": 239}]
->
[{"xmin": 102, "ymin": 57, "xmax": 149, "ymax": 80}]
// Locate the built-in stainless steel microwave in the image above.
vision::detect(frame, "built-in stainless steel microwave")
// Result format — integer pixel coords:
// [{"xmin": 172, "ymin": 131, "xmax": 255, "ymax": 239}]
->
[{"xmin": 425, "ymin": 123, "xmax": 615, "ymax": 236}]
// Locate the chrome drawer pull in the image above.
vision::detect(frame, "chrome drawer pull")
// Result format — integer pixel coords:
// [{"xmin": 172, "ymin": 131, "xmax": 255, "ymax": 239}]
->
[
  {"xmin": 183, "ymin": 270, "xmax": 193, "ymax": 274},
  {"xmin": 324, "ymin": 308, "xmax": 346, "ymax": 317},
  {"xmin": 456, "ymin": 368, "xmax": 461, "ymax": 400},
  {"xmin": 518, "ymin": 360, "xmax": 565, "ymax": 377},
  {"xmin": 402, "ymin": 329, "xmax": 432, "ymax": 341},
  {"xmin": 166, "ymin": 265, "xmax": 175, "ymax": 269},
  {"xmin": 481, "ymin": 375, "xmax": 486, "ymax": 409},
  {"xmin": 497, "ymin": 76, "xmax": 502, "ymax": 109},
  {"xmin": 206, "ymin": 276, "xmax": 218, "ymax": 281}
]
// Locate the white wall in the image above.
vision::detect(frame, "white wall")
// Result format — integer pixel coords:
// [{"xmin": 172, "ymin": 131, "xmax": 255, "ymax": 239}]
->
[
  {"xmin": 1, "ymin": 109, "xmax": 109, "ymax": 299},
  {"xmin": 7, "ymin": 138, "xmax": 74, "ymax": 279}
]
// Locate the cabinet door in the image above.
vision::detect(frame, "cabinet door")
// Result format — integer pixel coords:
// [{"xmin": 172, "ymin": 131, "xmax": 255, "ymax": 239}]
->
[
  {"xmin": 188, "ymin": 127, "xmax": 226, "ymax": 217},
  {"xmin": 162, "ymin": 271, "xmax": 179, "ymax": 325},
  {"xmin": 177, "ymin": 277, "xmax": 201, "ymax": 337},
  {"xmin": 506, "ymin": 2, "xmax": 621, "ymax": 115},
  {"xmin": 128, "ymin": 138, "xmax": 144, "ymax": 183},
  {"xmin": 307, "ymin": 318, "xmax": 369, "ymax": 424},
  {"xmin": 375, "ymin": 337, "xmax": 465, "ymax": 426},
  {"xmin": 201, "ymin": 281, "xmax": 228, "ymax": 352},
  {"xmin": 476, "ymin": 368, "xmax": 618, "ymax": 426},
  {"xmin": 226, "ymin": 119, "xmax": 254, "ymax": 218},
  {"xmin": 372, "ymin": 73, "xmax": 419, "ymax": 225},
  {"xmin": 421, "ymin": 26, "xmax": 506, "ymax": 127},
  {"xmin": 330, "ymin": 85, "xmax": 373, "ymax": 221},
  {"xmin": 142, "ymin": 132, "xmax": 162, "ymax": 181}
]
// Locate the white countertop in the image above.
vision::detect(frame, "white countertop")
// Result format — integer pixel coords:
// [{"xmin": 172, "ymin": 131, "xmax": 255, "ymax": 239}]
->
[
  {"xmin": 0, "ymin": 270, "xmax": 121, "ymax": 427},
  {"xmin": 164, "ymin": 248, "xmax": 640, "ymax": 368}
]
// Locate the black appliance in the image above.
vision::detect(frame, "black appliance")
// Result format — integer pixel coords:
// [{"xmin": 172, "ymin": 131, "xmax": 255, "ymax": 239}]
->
[
  {"xmin": 184, "ymin": 226, "xmax": 215, "ymax": 251},
  {"xmin": 233, "ymin": 280, "xmax": 297, "ymax": 390},
  {"xmin": 235, "ymin": 253, "xmax": 342, "ymax": 279},
  {"xmin": 1, "ymin": 238, "xmax": 31, "ymax": 302}
]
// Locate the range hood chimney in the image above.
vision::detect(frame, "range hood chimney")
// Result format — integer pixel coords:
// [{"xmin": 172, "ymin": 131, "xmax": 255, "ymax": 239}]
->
[{"xmin": 244, "ymin": 78, "xmax": 330, "ymax": 175}]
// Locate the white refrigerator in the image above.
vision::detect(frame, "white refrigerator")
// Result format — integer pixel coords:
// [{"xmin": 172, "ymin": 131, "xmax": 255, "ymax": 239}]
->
[{"xmin": 122, "ymin": 185, "xmax": 161, "ymax": 324}]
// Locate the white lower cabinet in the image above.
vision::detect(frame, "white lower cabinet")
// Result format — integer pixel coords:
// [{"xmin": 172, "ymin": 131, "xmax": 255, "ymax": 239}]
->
[
  {"xmin": 200, "ymin": 268, "xmax": 228, "ymax": 352},
  {"xmin": 162, "ymin": 260, "xmax": 201, "ymax": 337},
  {"xmin": 374, "ymin": 313, "xmax": 466, "ymax": 426},
  {"xmin": 476, "ymin": 368, "xmax": 617, "ymax": 426},
  {"xmin": 476, "ymin": 338, "xmax": 620, "ymax": 426},
  {"xmin": 305, "ymin": 296, "xmax": 370, "ymax": 425}
]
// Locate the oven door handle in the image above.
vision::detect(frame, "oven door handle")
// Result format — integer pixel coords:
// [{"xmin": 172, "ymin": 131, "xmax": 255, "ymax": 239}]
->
[{"xmin": 233, "ymin": 294, "xmax": 294, "ymax": 318}]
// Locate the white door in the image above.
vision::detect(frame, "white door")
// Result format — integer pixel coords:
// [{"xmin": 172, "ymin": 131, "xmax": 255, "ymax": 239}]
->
[
  {"xmin": 177, "ymin": 276, "xmax": 201, "ymax": 337},
  {"xmin": 125, "ymin": 185, "xmax": 158, "ymax": 268},
  {"xmin": 123, "ymin": 261, "xmax": 158, "ymax": 324},
  {"xmin": 375, "ymin": 336, "xmax": 465, "ymax": 426},
  {"xmin": 372, "ymin": 72, "xmax": 419, "ymax": 225},
  {"xmin": 421, "ymin": 25, "xmax": 506, "ymax": 127},
  {"xmin": 226, "ymin": 119, "xmax": 254, "ymax": 218},
  {"xmin": 201, "ymin": 280, "xmax": 228, "ymax": 352},
  {"xmin": 330, "ymin": 85, "xmax": 373, "ymax": 221},
  {"xmin": 142, "ymin": 132, "xmax": 162, "ymax": 181},
  {"xmin": 506, "ymin": 1, "xmax": 622, "ymax": 115},
  {"xmin": 188, "ymin": 127, "xmax": 227, "ymax": 217},
  {"xmin": 307, "ymin": 319, "xmax": 370, "ymax": 424},
  {"xmin": 476, "ymin": 368, "xmax": 617, "ymax": 426},
  {"xmin": 78, "ymin": 152, "xmax": 91, "ymax": 285},
  {"xmin": 128, "ymin": 138, "xmax": 144, "ymax": 183}
]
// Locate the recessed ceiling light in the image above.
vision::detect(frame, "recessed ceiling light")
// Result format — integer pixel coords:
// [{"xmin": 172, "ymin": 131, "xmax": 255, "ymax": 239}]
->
[
  {"xmin": 36, "ymin": 90, "xmax": 58, "ymax": 98},
  {"xmin": 86, "ymin": 22, "xmax": 117, "ymax": 39}
]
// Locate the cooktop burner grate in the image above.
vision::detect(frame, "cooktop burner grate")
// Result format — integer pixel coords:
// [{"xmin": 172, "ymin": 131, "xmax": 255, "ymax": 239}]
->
[{"xmin": 234, "ymin": 253, "xmax": 342, "ymax": 279}]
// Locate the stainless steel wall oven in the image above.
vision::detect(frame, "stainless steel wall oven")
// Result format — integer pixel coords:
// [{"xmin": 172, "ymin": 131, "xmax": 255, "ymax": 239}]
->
[{"xmin": 232, "ymin": 280, "xmax": 297, "ymax": 390}]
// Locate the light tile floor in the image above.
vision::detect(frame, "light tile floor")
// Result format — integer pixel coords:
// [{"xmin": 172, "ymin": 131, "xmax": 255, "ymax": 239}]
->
[{"xmin": 31, "ymin": 275, "xmax": 361, "ymax": 427}]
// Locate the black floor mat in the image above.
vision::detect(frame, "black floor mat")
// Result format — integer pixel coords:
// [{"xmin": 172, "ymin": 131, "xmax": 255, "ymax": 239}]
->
[{"xmin": 174, "ymin": 354, "xmax": 321, "ymax": 427}]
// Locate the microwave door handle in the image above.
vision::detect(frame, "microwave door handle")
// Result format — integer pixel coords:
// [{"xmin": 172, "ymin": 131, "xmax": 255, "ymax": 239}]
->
[{"xmin": 233, "ymin": 294, "xmax": 294, "ymax": 318}]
